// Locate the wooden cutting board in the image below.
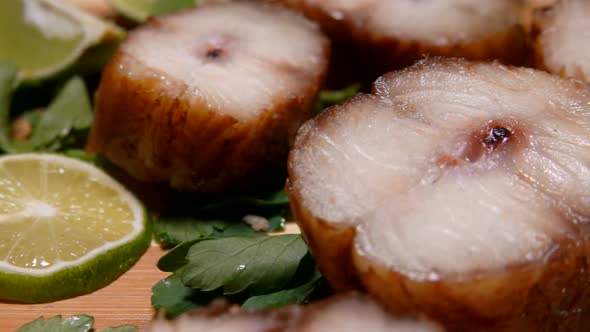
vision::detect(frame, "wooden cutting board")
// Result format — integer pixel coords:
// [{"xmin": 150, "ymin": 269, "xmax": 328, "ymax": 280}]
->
[{"xmin": 0, "ymin": 245, "xmax": 169, "ymax": 331}]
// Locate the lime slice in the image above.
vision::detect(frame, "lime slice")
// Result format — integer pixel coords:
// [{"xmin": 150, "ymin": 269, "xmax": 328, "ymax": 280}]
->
[
  {"xmin": 0, "ymin": 0, "xmax": 124, "ymax": 83},
  {"xmin": 0, "ymin": 153, "xmax": 151, "ymax": 303},
  {"xmin": 109, "ymin": 0, "xmax": 197, "ymax": 22}
]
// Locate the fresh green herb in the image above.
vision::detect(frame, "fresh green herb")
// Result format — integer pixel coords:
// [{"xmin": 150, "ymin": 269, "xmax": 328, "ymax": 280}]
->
[
  {"xmin": 154, "ymin": 217, "xmax": 265, "ymax": 249},
  {"xmin": 266, "ymin": 215, "xmax": 286, "ymax": 233},
  {"xmin": 151, "ymin": 272, "xmax": 214, "ymax": 318},
  {"xmin": 152, "ymin": 185, "xmax": 328, "ymax": 317},
  {"xmin": 154, "ymin": 218, "xmax": 229, "ymax": 248},
  {"xmin": 0, "ymin": 68, "xmax": 93, "ymax": 154},
  {"xmin": 155, "ymin": 219, "xmax": 272, "ymax": 272},
  {"xmin": 158, "ymin": 224, "xmax": 261, "ymax": 272},
  {"xmin": 16, "ymin": 315, "xmax": 93, "ymax": 332},
  {"xmin": 157, "ymin": 241, "xmax": 198, "ymax": 272},
  {"xmin": 155, "ymin": 219, "xmax": 268, "ymax": 271},
  {"xmin": 315, "ymin": 83, "xmax": 361, "ymax": 113},
  {"xmin": 26, "ymin": 76, "xmax": 93, "ymax": 151},
  {"xmin": 152, "ymin": 234, "xmax": 327, "ymax": 317},
  {"xmin": 153, "ymin": 188, "xmax": 289, "ymax": 250},
  {"xmin": 16, "ymin": 314, "xmax": 138, "ymax": 332},
  {"xmin": 181, "ymin": 235, "xmax": 308, "ymax": 294},
  {"xmin": 242, "ymin": 268, "xmax": 322, "ymax": 310}
]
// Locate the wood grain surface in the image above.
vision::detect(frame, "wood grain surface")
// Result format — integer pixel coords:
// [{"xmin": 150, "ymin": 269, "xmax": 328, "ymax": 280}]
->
[{"xmin": 0, "ymin": 245, "xmax": 169, "ymax": 331}]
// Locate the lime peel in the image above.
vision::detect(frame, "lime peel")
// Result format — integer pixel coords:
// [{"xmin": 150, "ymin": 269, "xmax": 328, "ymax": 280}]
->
[
  {"xmin": 0, "ymin": 0, "xmax": 124, "ymax": 83},
  {"xmin": 0, "ymin": 153, "xmax": 151, "ymax": 303}
]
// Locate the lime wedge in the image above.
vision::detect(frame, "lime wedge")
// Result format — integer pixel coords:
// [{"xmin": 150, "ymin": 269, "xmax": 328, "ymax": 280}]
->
[
  {"xmin": 0, "ymin": 0, "xmax": 124, "ymax": 83},
  {"xmin": 109, "ymin": 0, "xmax": 197, "ymax": 22},
  {"xmin": 0, "ymin": 153, "xmax": 151, "ymax": 303}
]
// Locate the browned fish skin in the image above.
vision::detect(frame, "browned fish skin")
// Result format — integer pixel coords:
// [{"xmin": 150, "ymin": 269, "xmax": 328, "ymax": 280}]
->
[
  {"xmin": 145, "ymin": 292, "xmax": 443, "ymax": 332},
  {"xmin": 275, "ymin": 0, "xmax": 527, "ymax": 86},
  {"xmin": 288, "ymin": 58, "xmax": 590, "ymax": 331},
  {"xmin": 531, "ymin": 0, "xmax": 590, "ymax": 81},
  {"xmin": 87, "ymin": 2, "xmax": 329, "ymax": 193}
]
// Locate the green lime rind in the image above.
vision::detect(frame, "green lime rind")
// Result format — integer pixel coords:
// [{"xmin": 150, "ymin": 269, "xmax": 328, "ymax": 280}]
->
[
  {"xmin": 0, "ymin": 0, "xmax": 125, "ymax": 84},
  {"xmin": 109, "ymin": 0, "xmax": 198, "ymax": 23},
  {"xmin": 0, "ymin": 210, "xmax": 152, "ymax": 303}
]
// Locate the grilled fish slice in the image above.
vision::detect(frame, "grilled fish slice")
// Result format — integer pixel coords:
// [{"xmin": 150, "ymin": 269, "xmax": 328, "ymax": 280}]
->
[
  {"xmin": 531, "ymin": 0, "xmax": 590, "ymax": 81},
  {"xmin": 288, "ymin": 58, "xmax": 590, "ymax": 331},
  {"xmin": 87, "ymin": 1, "xmax": 329, "ymax": 192}
]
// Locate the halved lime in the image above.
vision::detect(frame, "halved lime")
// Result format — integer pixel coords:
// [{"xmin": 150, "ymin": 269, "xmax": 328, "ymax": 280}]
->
[
  {"xmin": 109, "ymin": 0, "xmax": 197, "ymax": 22},
  {"xmin": 0, "ymin": 153, "xmax": 151, "ymax": 303},
  {"xmin": 0, "ymin": 0, "xmax": 124, "ymax": 83}
]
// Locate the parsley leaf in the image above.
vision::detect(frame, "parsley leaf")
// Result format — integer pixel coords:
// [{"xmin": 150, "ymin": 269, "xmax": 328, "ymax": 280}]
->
[
  {"xmin": 0, "ymin": 66, "xmax": 93, "ymax": 154},
  {"xmin": 266, "ymin": 215, "xmax": 286, "ymax": 233},
  {"xmin": 153, "ymin": 237, "xmax": 320, "ymax": 317},
  {"xmin": 315, "ymin": 83, "xmax": 361, "ymax": 113},
  {"xmin": 154, "ymin": 217, "xmax": 265, "ymax": 249},
  {"xmin": 152, "ymin": 190, "xmax": 323, "ymax": 317},
  {"xmin": 154, "ymin": 218, "xmax": 228, "ymax": 248},
  {"xmin": 16, "ymin": 315, "xmax": 94, "ymax": 332},
  {"xmin": 151, "ymin": 272, "xmax": 214, "ymax": 318},
  {"xmin": 155, "ymin": 219, "xmax": 268, "ymax": 271},
  {"xmin": 181, "ymin": 235, "xmax": 308, "ymax": 295},
  {"xmin": 157, "ymin": 240, "xmax": 197, "ymax": 272},
  {"xmin": 154, "ymin": 188, "xmax": 288, "ymax": 249},
  {"xmin": 242, "ymin": 268, "xmax": 322, "ymax": 310},
  {"xmin": 27, "ymin": 76, "xmax": 93, "ymax": 151},
  {"xmin": 16, "ymin": 314, "xmax": 138, "ymax": 332}
]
